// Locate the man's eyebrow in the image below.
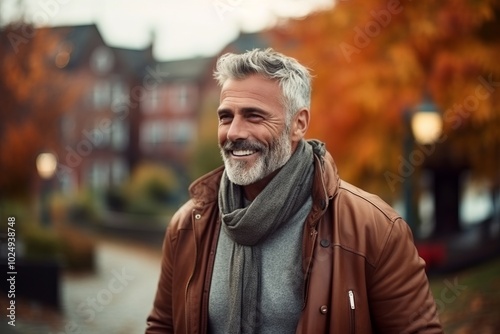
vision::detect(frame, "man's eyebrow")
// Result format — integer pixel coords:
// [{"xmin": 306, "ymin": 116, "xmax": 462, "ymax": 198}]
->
[
  {"xmin": 217, "ymin": 107, "xmax": 232, "ymax": 115},
  {"xmin": 240, "ymin": 107, "xmax": 268, "ymax": 114},
  {"xmin": 217, "ymin": 107, "xmax": 268, "ymax": 115}
]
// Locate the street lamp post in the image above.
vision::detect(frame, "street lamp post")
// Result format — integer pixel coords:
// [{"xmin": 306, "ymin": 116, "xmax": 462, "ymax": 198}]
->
[
  {"xmin": 411, "ymin": 99, "xmax": 443, "ymax": 146},
  {"xmin": 36, "ymin": 153, "xmax": 58, "ymax": 227},
  {"xmin": 403, "ymin": 97, "xmax": 443, "ymax": 238},
  {"xmin": 403, "ymin": 107, "xmax": 418, "ymax": 235}
]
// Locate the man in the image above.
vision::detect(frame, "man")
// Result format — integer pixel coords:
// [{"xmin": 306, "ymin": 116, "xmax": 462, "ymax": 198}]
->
[{"xmin": 146, "ymin": 48, "xmax": 442, "ymax": 333}]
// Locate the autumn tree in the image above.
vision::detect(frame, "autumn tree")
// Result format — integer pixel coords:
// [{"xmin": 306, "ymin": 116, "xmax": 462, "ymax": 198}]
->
[
  {"xmin": 270, "ymin": 0, "xmax": 500, "ymax": 235},
  {"xmin": 0, "ymin": 23, "xmax": 79, "ymax": 200}
]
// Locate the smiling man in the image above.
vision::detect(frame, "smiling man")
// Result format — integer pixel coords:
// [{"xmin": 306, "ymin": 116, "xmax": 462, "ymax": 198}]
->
[
  {"xmin": 217, "ymin": 74, "xmax": 302, "ymax": 198},
  {"xmin": 146, "ymin": 48, "xmax": 442, "ymax": 334}
]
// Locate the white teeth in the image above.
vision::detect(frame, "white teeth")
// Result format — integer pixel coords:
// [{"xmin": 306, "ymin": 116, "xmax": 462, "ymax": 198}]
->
[{"xmin": 232, "ymin": 150, "xmax": 255, "ymax": 156}]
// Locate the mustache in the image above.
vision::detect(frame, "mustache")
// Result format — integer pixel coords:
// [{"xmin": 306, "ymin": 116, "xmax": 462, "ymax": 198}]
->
[{"xmin": 221, "ymin": 140, "xmax": 265, "ymax": 152}]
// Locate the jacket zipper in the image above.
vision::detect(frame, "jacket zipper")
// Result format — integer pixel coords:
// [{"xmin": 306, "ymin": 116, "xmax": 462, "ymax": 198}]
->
[{"xmin": 348, "ymin": 290, "xmax": 355, "ymax": 334}]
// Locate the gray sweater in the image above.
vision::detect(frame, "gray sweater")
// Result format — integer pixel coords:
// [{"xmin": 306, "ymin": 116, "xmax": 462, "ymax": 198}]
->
[{"xmin": 208, "ymin": 197, "xmax": 312, "ymax": 334}]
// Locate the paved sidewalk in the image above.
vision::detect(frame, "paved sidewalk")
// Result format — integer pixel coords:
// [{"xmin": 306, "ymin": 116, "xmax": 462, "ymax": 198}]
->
[
  {"xmin": 4, "ymin": 236, "xmax": 163, "ymax": 334},
  {"xmin": 60, "ymin": 237, "xmax": 163, "ymax": 333}
]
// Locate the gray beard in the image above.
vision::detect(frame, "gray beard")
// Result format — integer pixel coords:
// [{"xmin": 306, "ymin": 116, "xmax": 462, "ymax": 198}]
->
[{"xmin": 220, "ymin": 131, "xmax": 292, "ymax": 186}]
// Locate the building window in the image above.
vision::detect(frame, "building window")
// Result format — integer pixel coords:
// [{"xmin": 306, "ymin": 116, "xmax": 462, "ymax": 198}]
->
[
  {"xmin": 90, "ymin": 46, "xmax": 114, "ymax": 75},
  {"xmin": 141, "ymin": 121, "xmax": 167, "ymax": 150},
  {"xmin": 140, "ymin": 119, "xmax": 195, "ymax": 150},
  {"xmin": 111, "ymin": 119, "xmax": 129, "ymax": 150},
  {"xmin": 87, "ymin": 160, "xmax": 110, "ymax": 190},
  {"xmin": 111, "ymin": 79, "xmax": 128, "ymax": 104},
  {"xmin": 177, "ymin": 85, "xmax": 188, "ymax": 109},
  {"xmin": 143, "ymin": 87, "xmax": 160, "ymax": 113},
  {"xmin": 169, "ymin": 84, "xmax": 194, "ymax": 111},
  {"xmin": 111, "ymin": 158, "xmax": 128, "ymax": 186},
  {"xmin": 167, "ymin": 120, "xmax": 195, "ymax": 143},
  {"xmin": 88, "ymin": 119, "xmax": 111, "ymax": 148},
  {"xmin": 93, "ymin": 80, "xmax": 111, "ymax": 109}
]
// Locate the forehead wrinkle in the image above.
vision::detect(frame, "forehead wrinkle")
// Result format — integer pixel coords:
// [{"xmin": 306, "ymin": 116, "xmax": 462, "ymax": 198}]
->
[{"xmin": 220, "ymin": 90, "xmax": 283, "ymax": 113}]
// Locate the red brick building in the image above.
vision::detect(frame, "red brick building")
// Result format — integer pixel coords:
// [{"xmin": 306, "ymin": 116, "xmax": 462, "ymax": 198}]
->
[
  {"xmin": 48, "ymin": 24, "xmax": 212, "ymax": 197},
  {"xmin": 47, "ymin": 24, "xmax": 269, "ymax": 198}
]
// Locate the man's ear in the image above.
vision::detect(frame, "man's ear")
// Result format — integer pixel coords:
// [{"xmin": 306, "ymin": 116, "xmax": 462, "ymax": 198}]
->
[{"xmin": 291, "ymin": 108, "xmax": 310, "ymax": 141}]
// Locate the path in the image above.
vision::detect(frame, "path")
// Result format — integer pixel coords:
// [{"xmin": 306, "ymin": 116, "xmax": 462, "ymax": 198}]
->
[
  {"xmin": 4, "ymin": 236, "xmax": 163, "ymax": 334},
  {"xmin": 60, "ymin": 237, "xmax": 162, "ymax": 333}
]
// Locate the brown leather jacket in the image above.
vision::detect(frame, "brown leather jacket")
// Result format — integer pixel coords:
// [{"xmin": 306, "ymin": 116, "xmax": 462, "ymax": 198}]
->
[{"xmin": 146, "ymin": 151, "xmax": 442, "ymax": 333}]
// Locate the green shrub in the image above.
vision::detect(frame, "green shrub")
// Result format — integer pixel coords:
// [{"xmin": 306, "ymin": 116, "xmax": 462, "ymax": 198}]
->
[
  {"xmin": 22, "ymin": 226, "xmax": 62, "ymax": 261},
  {"xmin": 125, "ymin": 196, "xmax": 167, "ymax": 216},
  {"xmin": 108, "ymin": 162, "xmax": 184, "ymax": 217},
  {"xmin": 21, "ymin": 224, "xmax": 96, "ymax": 272},
  {"xmin": 58, "ymin": 226, "xmax": 96, "ymax": 272},
  {"xmin": 127, "ymin": 162, "xmax": 179, "ymax": 201},
  {"xmin": 67, "ymin": 189, "xmax": 100, "ymax": 223}
]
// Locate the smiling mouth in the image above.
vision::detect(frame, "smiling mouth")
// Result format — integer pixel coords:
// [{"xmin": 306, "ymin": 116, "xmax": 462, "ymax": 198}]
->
[{"xmin": 231, "ymin": 149, "xmax": 257, "ymax": 157}]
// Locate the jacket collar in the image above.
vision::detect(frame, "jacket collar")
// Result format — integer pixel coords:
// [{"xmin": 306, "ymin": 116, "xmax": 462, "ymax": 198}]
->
[{"xmin": 188, "ymin": 147, "xmax": 340, "ymax": 213}]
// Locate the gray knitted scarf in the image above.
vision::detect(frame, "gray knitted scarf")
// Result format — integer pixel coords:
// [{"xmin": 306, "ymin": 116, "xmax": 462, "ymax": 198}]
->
[{"xmin": 218, "ymin": 139, "xmax": 320, "ymax": 333}]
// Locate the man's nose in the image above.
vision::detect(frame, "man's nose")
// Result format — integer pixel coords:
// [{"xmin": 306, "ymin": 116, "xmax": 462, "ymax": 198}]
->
[{"xmin": 226, "ymin": 116, "xmax": 249, "ymax": 142}]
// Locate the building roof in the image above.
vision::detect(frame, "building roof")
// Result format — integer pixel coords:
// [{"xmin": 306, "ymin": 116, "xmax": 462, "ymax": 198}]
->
[
  {"xmin": 42, "ymin": 24, "xmax": 269, "ymax": 82},
  {"xmin": 156, "ymin": 57, "xmax": 213, "ymax": 81},
  {"xmin": 45, "ymin": 24, "xmax": 103, "ymax": 70},
  {"xmin": 110, "ymin": 46, "xmax": 154, "ymax": 75},
  {"xmin": 46, "ymin": 24, "xmax": 153, "ymax": 75}
]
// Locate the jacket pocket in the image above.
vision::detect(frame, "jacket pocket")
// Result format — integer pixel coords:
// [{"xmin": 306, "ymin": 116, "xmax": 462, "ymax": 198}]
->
[{"xmin": 348, "ymin": 290, "xmax": 355, "ymax": 334}]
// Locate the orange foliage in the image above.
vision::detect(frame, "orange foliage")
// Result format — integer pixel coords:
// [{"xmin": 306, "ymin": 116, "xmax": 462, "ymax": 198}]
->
[
  {"xmin": 0, "ymin": 24, "xmax": 79, "ymax": 199},
  {"xmin": 269, "ymin": 0, "xmax": 500, "ymax": 199}
]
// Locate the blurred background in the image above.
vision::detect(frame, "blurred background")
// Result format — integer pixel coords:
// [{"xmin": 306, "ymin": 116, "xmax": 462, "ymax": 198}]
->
[{"xmin": 0, "ymin": 0, "xmax": 499, "ymax": 333}]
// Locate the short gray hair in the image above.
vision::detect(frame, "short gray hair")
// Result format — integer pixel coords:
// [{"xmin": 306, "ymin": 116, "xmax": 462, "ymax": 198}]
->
[{"xmin": 214, "ymin": 48, "xmax": 312, "ymax": 122}]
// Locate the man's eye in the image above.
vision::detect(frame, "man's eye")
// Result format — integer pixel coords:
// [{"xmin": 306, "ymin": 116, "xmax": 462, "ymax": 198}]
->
[
  {"xmin": 219, "ymin": 115, "xmax": 232, "ymax": 124},
  {"xmin": 248, "ymin": 114, "xmax": 263, "ymax": 121}
]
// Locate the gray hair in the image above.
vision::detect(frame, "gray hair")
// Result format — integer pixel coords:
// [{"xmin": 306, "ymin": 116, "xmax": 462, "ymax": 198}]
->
[{"xmin": 213, "ymin": 48, "xmax": 312, "ymax": 123}]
